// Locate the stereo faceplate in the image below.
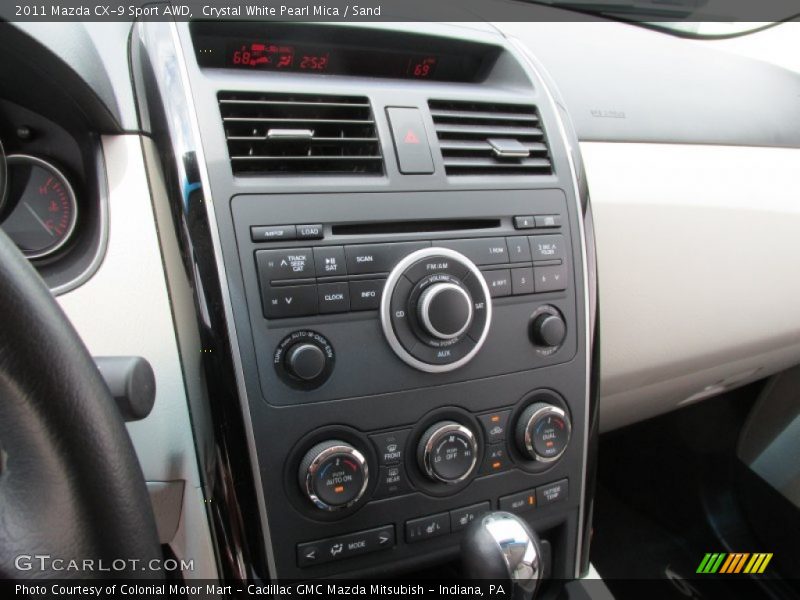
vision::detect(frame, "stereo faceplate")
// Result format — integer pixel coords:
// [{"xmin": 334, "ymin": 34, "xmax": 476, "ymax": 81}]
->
[{"xmin": 232, "ymin": 189, "xmax": 577, "ymax": 406}]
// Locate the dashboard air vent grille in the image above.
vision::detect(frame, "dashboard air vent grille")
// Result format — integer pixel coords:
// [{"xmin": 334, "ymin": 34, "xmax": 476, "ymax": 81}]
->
[
  {"xmin": 219, "ymin": 92, "xmax": 383, "ymax": 175},
  {"xmin": 428, "ymin": 100, "xmax": 552, "ymax": 176}
]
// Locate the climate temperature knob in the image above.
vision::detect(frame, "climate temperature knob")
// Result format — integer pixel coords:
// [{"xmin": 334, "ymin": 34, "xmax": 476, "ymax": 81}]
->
[
  {"xmin": 516, "ymin": 403, "xmax": 572, "ymax": 463},
  {"xmin": 418, "ymin": 421, "xmax": 478, "ymax": 484},
  {"xmin": 299, "ymin": 441, "xmax": 368, "ymax": 511},
  {"xmin": 381, "ymin": 248, "xmax": 492, "ymax": 373}
]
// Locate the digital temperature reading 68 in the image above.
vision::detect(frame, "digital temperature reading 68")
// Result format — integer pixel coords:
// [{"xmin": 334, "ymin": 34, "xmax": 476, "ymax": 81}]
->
[{"xmin": 230, "ymin": 43, "xmax": 330, "ymax": 72}]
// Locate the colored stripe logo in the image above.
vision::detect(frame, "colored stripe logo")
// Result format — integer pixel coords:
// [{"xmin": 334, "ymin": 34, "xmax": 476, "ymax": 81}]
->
[{"xmin": 696, "ymin": 553, "xmax": 773, "ymax": 574}]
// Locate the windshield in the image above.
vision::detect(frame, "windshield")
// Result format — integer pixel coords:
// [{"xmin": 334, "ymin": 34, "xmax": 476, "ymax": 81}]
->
[{"xmin": 521, "ymin": 0, "xmax": 796, "ymax": 37}]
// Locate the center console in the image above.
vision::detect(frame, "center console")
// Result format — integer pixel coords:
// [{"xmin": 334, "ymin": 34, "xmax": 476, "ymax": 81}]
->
[{"xmin": 135, "ymin": 20, "xmax": 598, "ymax": 583}]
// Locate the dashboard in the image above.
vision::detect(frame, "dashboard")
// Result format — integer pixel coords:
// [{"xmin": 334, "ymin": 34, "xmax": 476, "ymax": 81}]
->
[
  {"xmin": 2, "ymin": 15, "xmax": 800, "ymax": 586},
  {"xmin": 146, "ymin": 21, "xmax": 595, "ymax": 580}
]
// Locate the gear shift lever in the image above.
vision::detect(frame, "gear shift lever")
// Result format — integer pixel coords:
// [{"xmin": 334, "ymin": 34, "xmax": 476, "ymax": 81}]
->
[{"xmin": 461, "ymin": 512, "xmax": 543, "ymax": 600}]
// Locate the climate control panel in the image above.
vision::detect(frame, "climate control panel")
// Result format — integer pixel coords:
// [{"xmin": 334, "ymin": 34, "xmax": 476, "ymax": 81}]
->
[{"xmin": 293, "ymin": 392, "xmax": 573, "ymax": 516}]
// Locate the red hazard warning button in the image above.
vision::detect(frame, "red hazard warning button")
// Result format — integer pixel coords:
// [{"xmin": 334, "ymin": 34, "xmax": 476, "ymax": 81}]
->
[
  {"xmin": 404, "ymin": 130, "xmax": 421, "ymax": 144},
  {"xmin": 386, "ymin": 107, "xmax": 434, "ymax": 174}
]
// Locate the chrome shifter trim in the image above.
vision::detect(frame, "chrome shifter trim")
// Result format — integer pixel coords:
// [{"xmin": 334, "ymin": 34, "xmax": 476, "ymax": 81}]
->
[{"xmin": 483, "ymin": 512, "xmax": 542, "ymax": 595}]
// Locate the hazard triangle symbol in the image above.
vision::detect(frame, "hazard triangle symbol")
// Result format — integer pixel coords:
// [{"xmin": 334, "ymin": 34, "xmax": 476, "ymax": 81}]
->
[{"xmin": 404, "ymin": 130, "xmax": 420, "ymax": 144}]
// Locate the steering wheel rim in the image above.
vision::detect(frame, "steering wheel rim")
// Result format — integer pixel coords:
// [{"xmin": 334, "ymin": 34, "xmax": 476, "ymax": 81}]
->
[{"xmin": 0, "ymin": 227, "xmax": 162, "ymax": 578}]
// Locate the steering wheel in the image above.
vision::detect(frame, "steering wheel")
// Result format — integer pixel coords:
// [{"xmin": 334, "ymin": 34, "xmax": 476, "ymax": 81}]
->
[{"xmin": 0, "ymin": 226, "xmax": 162, "ymax": 578}]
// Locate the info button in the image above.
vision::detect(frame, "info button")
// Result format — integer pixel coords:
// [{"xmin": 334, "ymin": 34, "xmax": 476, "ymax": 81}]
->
[{"xmin": 350, "ymin": 279, "xmax": 385, "ymax": 311}]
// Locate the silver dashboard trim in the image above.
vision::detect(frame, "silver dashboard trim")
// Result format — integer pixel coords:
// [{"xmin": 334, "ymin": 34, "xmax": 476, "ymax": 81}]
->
[
  {"xmin": 508, "ymin": 36, "xmax": 594, "ymax": 579},
  {"xmin": 166, "ymin": 22, "xmax": 278, "ymax": 577}
]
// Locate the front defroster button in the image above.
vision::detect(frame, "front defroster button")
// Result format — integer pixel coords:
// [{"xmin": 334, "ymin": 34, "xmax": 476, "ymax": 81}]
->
[{"xmin": 370, "ymin": 429, "xmax": 411, "ymax": 465}]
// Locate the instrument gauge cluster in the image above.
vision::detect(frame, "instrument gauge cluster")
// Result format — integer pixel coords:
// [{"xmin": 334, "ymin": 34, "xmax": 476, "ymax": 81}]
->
[{"xmin": 0, "ymin": 143, "xmax": 79, "ymax": 261}]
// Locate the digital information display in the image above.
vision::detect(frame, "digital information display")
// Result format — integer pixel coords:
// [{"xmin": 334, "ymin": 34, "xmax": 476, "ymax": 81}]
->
[
  {"xmin": 192, "ymin": 24, "xmax": 496, "ymax": 83},
  {"xmin": 224, "ymin": 40, "xmax": 440, "ymax": 79}
]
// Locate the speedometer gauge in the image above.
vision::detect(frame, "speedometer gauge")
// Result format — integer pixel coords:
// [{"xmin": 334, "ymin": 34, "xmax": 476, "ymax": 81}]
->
[{"xmin": 1, "ymin": 155, "xmax": 78, "ymax": 259}]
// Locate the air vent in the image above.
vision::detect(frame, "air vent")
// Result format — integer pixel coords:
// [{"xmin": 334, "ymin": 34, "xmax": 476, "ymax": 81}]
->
[
  {"xmin": 428, "ymin": 100, "xmax": 552, "ymax": 176},
  {"xmin": 219, "ymin": 92, "xmax": 383, "ymax": 175}
]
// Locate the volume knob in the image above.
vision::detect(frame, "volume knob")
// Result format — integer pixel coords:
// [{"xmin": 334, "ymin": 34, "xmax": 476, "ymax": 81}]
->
[{"xmin": 418, "ymin": 282, "xmax": 473, "ymax": 340}]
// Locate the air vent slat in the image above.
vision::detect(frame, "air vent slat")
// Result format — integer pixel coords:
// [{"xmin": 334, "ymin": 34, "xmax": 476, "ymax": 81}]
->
[
  {"xmin": 443, "ymin": 157, "xmax": 552, "ymax": 168},
  {"xmin": 227, "ymin": 136, "xmax": 380, "ymax": 142},
  {"xmin": 222, "ymin": 118, "xmax": 376, "ymax": 125},
  {"xmin": 231, "ymin": 156, "xmax": 383, "ymax": 162},
  {"xmin": 429, "ymin": 109, "xmax": 539, "ymax": 124},
  {"xmin": 439, "ymin": 140, "xmax": 548, "ymax": 153},
  {"xmin": 219, "ymin": 92, "xmax": 383, "ymax": 176},
  {"xmin": 429, "ymin": 100, "xmax": 553, "ymax": 176},
  {"xmin": 433, "ymin": 124, "xmax": 543, "ymax": 137},
  {"xmin": 220, "ymin": 99, "xmax": 371, "ymax": 108}
]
